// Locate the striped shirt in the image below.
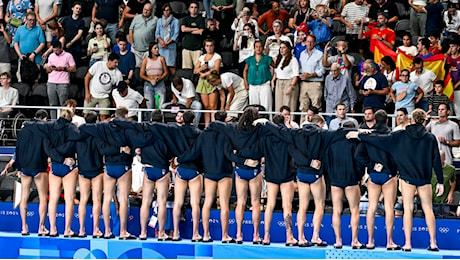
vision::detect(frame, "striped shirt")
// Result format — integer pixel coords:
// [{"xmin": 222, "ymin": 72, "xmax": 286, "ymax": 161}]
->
[{"xmin": 341, "ymin": 2, "xmax": 369, "ymax": 34}]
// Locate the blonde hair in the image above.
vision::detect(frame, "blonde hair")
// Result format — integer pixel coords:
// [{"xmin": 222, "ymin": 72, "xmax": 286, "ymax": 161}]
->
[
  {"xmin": 206, "ymin": 71, "xmax": 220, "ymax": 83},
  {"xmin": 412, "ymin": 108, "xmax": 426, "ymax": 124},
  {"xmin": 315, "ymin": 4, "xmax": 330, "ymax": 16},
  {"xmin": 60, "ymin": 107, "xmax": 74, "ymax": 121}
]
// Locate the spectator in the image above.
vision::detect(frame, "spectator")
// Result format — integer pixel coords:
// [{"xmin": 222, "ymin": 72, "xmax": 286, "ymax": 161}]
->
[
  {"xmin": 258, "ymin": 1, "xmax": 290, "ymax": 35},
  {"xmin": 410, "ymin": 57, "xmax": 436, "ymax": 111},
  {"xmin": 87, "ymin": 22, "xmax": 110, "ymax": 67},
  {"xmin": 328, "ymin": 102, "xmax": 359, "ymax": 131},
  {"xmin": 431, "ymin": 150, "xmax": 456, "ymax": 217},
  {"xmin": 358, "ymin": 13, "xmax": 395, "ymax": 56},
  {"xmin": 181, "ymin": 1, "xmax": 205, "ymax": 70},
  {"xmin": 425, "ymin": 0, "xmax": 443, "ymax": 37},
  {"xmin": 118, "ymin": 0, "xmax": 147, "ymax": 33},
  {"xmin": 34, "ymin": 0, "xmax": 59, "ymax": 44},
  {"xmin": 41, "ymin": 21, "xmax": 65, "ymax": 60},
  {"xmin": 91, "ymin": 0, "xmax": 123, "ymax": 44},
  {"xmin": 444, "ymin": 3, "xmax": 460, "ymax": 39},
  {"xmin": 426, "ymin": 103, "xmax": 460, "ymax": 165},
  {"xmin": 231, "ymin": 6, "xmax": 259, "ymax": 42},
  {"xmin": 428, "ymin": 80, "xmax": 451, "ymax": 116},
  {"xmin": 233, "ymin": 23, "xmax": 257, "ymax": 75},
  {"xmin": 299, "ymin": 34, "xmax": 325, "ymax": 121},
  {"xmin": 280, "ymin": 105, "xmax": 299, "ymax": 128},
  {"xmin": 322, "ymin": 40, "xmax": 354, "ymax": 78},
  {"xmin": 288, "ymin": 0, "xmax": 313, "ymax": 32},
  {"xmin": 113, "ymin": 36, "xmax": 136, "ymax": 85},
  {"xmin": 338, "ymin": 0, "xmax": 369, "ymax": 48},
  {"xmin": 140, "ymin": 42, "xmax": 168, "ymax": 110},
  {"xmin": 65, "ymin": 99, "xmax": 85, "ymax": 126},
  {"xmin": 0, "ymin": 20, "xmax": 12, "ymax": 74},
  {"xmin": 202, "ymin": 18, "xmax": 223, "ymax": 53},
  {"xmin": 417, "ymin": 37, "xmax": 434, "ymax": 60},
  {"xmin": 155, "ymin": 3, "xmax": 180, "ymax": 77},
  {"xmin": 397, "ymin": 33, "xmax": 418, "ymax": 57},
  {"xmin": 368, "ymin": 0, "xmax": 398, "ymax": 27},
  {"xmin": 128, "ymin": 2, "xmax": 157, "ymax": 67},
  {"xmin": 427, "ymin": 32, "xmax": 442, "ymax": 55},
  {"xmin": 165, "ymin": 76, "xmax": 202, "ymax": 127},
  {"xmin": 324, "ymin": 63, "xmax": 356, "ymax": 117},
  {"xmin": 307, "ymin": 4, "xmax": 333, "ymax": 50},
  {"xmin": 390, "ymin": 69, "xmax": 423, "ymax": 114},
  {"xmin": 446, "ymin": 40, "xmax": 460, "ymax": 115},
  {"xmin": 0, "ymin": 2, "xmax": 3, "ymax": 20},
  {"xmin": 408, "ymin": 0, "xmax": 427, "ymax": 38},
  {"xmin": 211, "ymin": 0, "xmax": 236, "ymax": 39},
  {"xmin": 380, "ymin": 56, "xmax": 396, "ymax": 88},
  {"xmin": 60, "ymin": 1, "xmax": 85, "ymax": 67},
  {"xmin": 264, "ymin": 19, "xmax": 292, "ymax": 60},
  {"xmin": 112, "ymin": 81, "xmax": 146, "ymax": 120},
  {"xmin": 207, "ymin": 71, "xmax": 249, "ymax": 121},
  {"xmin": 359, "ymin": 107, "xmax": 376, "ymax": 129},
  {"xmin": 13, "ymin": 11, "xmax": 46, "ymax": 83},
  {"xmin": 84, "ymin": 53, "xmax": 123, "ymax": 120},
  {"xmin": 5, "ymin": 0, "xmax": 33, "ymax": 38},
  {"xmin": 272, "ymin": 41, "xmax": 299, "ymax": 116},
  {"xmin": 194, "ymin": 38, "xmax": 222, "ymax": 127},
  {"xmin": 0, "ymin": 72, "xmax": 18, "ymax": 118},
  {"xmin": 359, "ymin": 59, "xmax": 389, "ymax": 111},
  {"xmin": 44, "ymin": 41, "xmax": 76, "ymax": 119},
  {"xmin": 393, "ymin": 107, "xmax": 410, "ymax": 131},
  {"xmin": 301, "ymin": 106, "xmax": 328, "ymax": 129},
  {"xmin": 243, "ymin": 40, "xmax": 273, "ymax": 112},
  {"xmin": 294, "ymin": 24, "xmax": 307, "ymax": 61}
]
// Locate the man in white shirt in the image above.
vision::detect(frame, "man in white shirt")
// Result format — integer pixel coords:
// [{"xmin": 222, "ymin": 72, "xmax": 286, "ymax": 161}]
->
[
  {"xmin": 0, "ymin": 72, "xmax": 18, "ymax": 119},
  {"xmin": 84, "ymin": 53, "xmax": 123, "ymax": 120},
  {"xmin": 112, "ymin": 81, "xmax": 146, "ymax": 120},
  {"xmin": 65, "ymin": 99, "xmax": 85, "ymax": 126},
  {"xmin": 163, "ymin": 76, "xmax": 202, "ymax": 127},
  {"xmin": 329, "ymin": 103, "xmax": 359, "ymax": 130},
  {"xmin": 410, "ymin": 57, "xmax": 436, "ymax": 111}
]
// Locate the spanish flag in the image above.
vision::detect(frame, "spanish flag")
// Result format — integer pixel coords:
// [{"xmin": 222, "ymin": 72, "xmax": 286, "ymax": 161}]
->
[{"xmin": 374, "ymin": 40, "xmax": 397, "ymax": 65}]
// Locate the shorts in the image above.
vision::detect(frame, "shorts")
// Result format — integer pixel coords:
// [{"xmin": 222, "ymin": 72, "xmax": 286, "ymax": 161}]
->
[
  {"xmin": 297, "ymin": 172, "xmax": 321, "ymax": 184},
  {"xmin": 176, "ymin": 167, "xmax": 200, "ymax": 181},
  {"xmin": 196, "ymin": 78, "xmax": 217, "ymax": 94},
  {"xmin": 144, "ymin": 166, "xmax": 168, "ymax": 181},
  {"xmin": 330, "ymin": 180, "xmax": 359, "ymax": 189},
  {"xmin": 79, "ymin": 171, "xmax": 103, "ymax": 180},
  {"xmin": 181, "ymin": 49, "xmax": 202, "ymax": 69},
  {"xmin": 369, "ymin": 172, "xmax": 393, "ymax": 185},
  {"xmin": 205, "ymin": 172, "xmax": 232, "ymax": 182},
  {"xmin": 21, "ymin": 169, "xmax": 44, "ymax": 177},
  {"xmin": 51, "ymin": 163, "xmax": 75, "ymax": 177},
  {"xmin": 401, "ymin": 177, "xmax": 431, "ymax": 187},
  {"xmin": 105, "ymin": 165, "xmax": 131, "ymax": 179},
  {"xmin": 235, "ymin": 166, "xmax": 261, "ymax": 181},
  {"xmin": 83, "ymin": 97, "xmax": 111, "ymax": 115}
]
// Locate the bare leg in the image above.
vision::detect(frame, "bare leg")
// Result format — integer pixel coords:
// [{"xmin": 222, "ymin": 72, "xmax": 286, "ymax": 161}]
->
[
  {"xmin": 297, "ymin": 181, "xmax": 311, "ymax": 244},
  {"xmin": 156, "ymin": 173, "xmax": 171, "ymax": 239},
  {"xmin": 202, "ymin": 178, "xmax": 217, "ymax": 241},
  {"xmin": 78, "ymin": 175, "xmax": 91, "ymax": 236},
  {"xmin": 263, "ymin": 182, "xmax": 279, "ymax": 244},
  {"xmin": 102, "ymin": 173, "xmax": 117, "ymax": 237},
  {"xmin": 235, "ymin": 176, "xmax": 249, "ymax": 242},
  {"xmin": 280, "ymin": 181, "xmax": 296, "ymax": 244},
  {"xmin": 417, "ymin": 184, "xmax": 438, "ymax": 249},
  {"xmin": 91, "ymin": 174, "xmax": 104, "ymax": 237},
  {"xmin": 345, "ymin": 185, "xmax": 363, "ymax": 247},
  {"xmin": 218, "ymin": 177, "xmax": 233, "ymax": 241},
  {"xmin": 139, "ymin": 174, "xmax": 155, "ymax": 239},
  {"xmin": 118, "ymin": 169, "xmax": 132, "ymax": 238},
  {"xmin": 201, "ymin": 94, "xmax": 211, "ymax": 127},
  {"xmin": 172, "ymin": 177, "xmax": 187, "ymax": 239},
  {"xmin": 366, "ymin": 180, "xmax": 382, "ymax": 248},
  {"xmin": 34, "ymin": 172, "xmax": 49, "ymax": 234},
  {"xmin": 331, "ymin": 186, "xmax": 344, "ymax": 247},
  {"xmin": 20, "ymin": 174, "xmax": 33, "ymax": 234},
  {"xmin": 189, "ymin": 174, "xmax": 203, "ymax": 240},
  {"xmin": 400, "ymin": 180, "xmax": 416, "ymax": 251},
  {"xmin": 249, "ymin": 174, "xmax": 262, "ymax": 242},
  {"xmin": 48, "ymin": 173, "xmax": 63, "ymax": 235},
  {"xmin": 208, "ymin": 91, "xmax": 218, "ymax": 123},
  {"xmin": 382, "ymin": 177, "xmax": 398, "ymax": 248},
  {"xmin": 310, "ymin": 176, "xmax": 326, "ymax": 244},
  {"xmin": 63, "ymin": 169, "xmax": 78, "ymax": 236}
]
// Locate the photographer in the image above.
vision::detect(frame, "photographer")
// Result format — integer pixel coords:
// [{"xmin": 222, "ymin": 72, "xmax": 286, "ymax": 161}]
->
[{"xmin": 321, "ymin": 40, "xmax": 354, "ymax": 78}]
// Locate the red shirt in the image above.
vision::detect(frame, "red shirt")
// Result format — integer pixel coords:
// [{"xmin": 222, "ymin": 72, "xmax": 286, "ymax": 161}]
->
[
  {"xmin": 258, "ymin": 9, "xmax": 290, "ymax": 33},
  {"xmin": 364, "ymin": 27, "xmax": 396, "ymax": 53},
  {"xmin": 429, "ymin": 45, "xmax": 442, "ymax": 55}
]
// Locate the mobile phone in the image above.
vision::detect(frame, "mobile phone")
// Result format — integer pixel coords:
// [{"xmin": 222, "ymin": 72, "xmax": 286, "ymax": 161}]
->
[{"xmin": 51, "ymin": 65, "xmax": 57, "ymax": 69}]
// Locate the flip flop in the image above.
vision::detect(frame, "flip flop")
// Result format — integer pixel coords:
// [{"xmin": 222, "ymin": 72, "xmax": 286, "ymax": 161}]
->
[
  {"xmin": 387, "ymin": 246, "xmax": 401, "ymax": 251},
  {"xmin": 64, "ymin": 233, "xmax": 79, "ymax": 238},
  {"xmin": 236, "ymin": 240, "xmax": 243, "ymax": 244},
  {"xmin": 103, "ymin": 234, "xmax": 115, "ymax": 239},
  {"xmin": 402, "ymin": 248, "xmax": 411, "ymax": 252},
  {"xmin": 285, "ymin": 242, "xmax": 298, "ymax": 247},
  {"xmin": 352, "ymin": 244, "xmax": 366, "ymax": 250},
  {"xmin": 312, "ymin": 241, "xmax": 328, "ymax": 247},
  {"xmin": 334, "ymin": 245, "xmax": 343, "ymax": 249},
  {"xmin": 119, "ymin": 235, "xmax": 136, "ymax": 240},
  {"xmin": 299, "ymin": 242, "xmax": 313, "ymax": 247},
  {"xmin": 222, "ymin": 238, "xmax": 236, "ymax": 244},
  {"xmin": 21, "ymin": 231, "xmax": 30, "ymax": 236},
  {"xmin": 192, "ymin": 238, "xmax": 204, "ymax": 242},
  {"xmin": 366, "ymin": 245, "xmax": 375, "ymax": 250},
  {"xmin": 262, "ymin": 241, "xmax": 270, "ymax": 246},
  {"xmin": 38, "ymin": 232, "xmax": 50, "ymax": 237},
  {"xmin": 172, "ymin": 237, "xmax": 182, "ymax": 242},
  {"xmin": 92, "ymin": 234, "xmax": 103, "ymax": 239},
  {"xmin": 49, "ymin": 233, "xmax": 59, "ymax": 238},
  {"xmin": 157, "ymin": 236, "xmax": 172, "ymax": 241},
  {"xmin": 427, "ymin": 246, "xmax": 439, "ymax": 252},
  {"xmin": 78, "ymin": 233, "xmax": 87, "ymax": 238}
]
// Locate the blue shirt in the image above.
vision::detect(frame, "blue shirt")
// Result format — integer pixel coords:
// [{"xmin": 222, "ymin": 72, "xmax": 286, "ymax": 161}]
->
[
  {"xmin": 307, "ymin": 19, "xmax": 333, "ymax": 44},
  {"xmin": 13, "ymin": 25, "xmax": 45, "ymax": 64},
  {"xmin": 359, "ymin": 71, "xmax": 389, "ymax": 109},
  {"xmin": 294, "ymin": 43, "xmax": 306, "ymax": 61},
  {"xmin": 392, "ymin": 81, "xmax": 419, "ymax": 110},
  {"xmin": 299, "ymin": 48, "xmax": 325, "ymax": 82}
]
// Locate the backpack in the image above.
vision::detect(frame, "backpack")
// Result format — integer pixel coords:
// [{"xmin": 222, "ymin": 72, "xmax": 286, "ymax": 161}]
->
[{"xmin": 20, "ymin": 54, "xmax": 40, "ymax": 85}]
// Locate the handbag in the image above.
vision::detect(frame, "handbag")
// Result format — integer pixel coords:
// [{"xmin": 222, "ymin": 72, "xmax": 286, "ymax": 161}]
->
[{"xmin": 10, "ymin": 17, "xmax": 23, "ymax": 28}]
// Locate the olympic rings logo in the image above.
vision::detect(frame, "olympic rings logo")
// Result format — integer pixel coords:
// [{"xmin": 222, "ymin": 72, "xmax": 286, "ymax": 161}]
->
[{"xmin": 439, "ymin": 227, "xmax": 449, "ymax": 233}]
